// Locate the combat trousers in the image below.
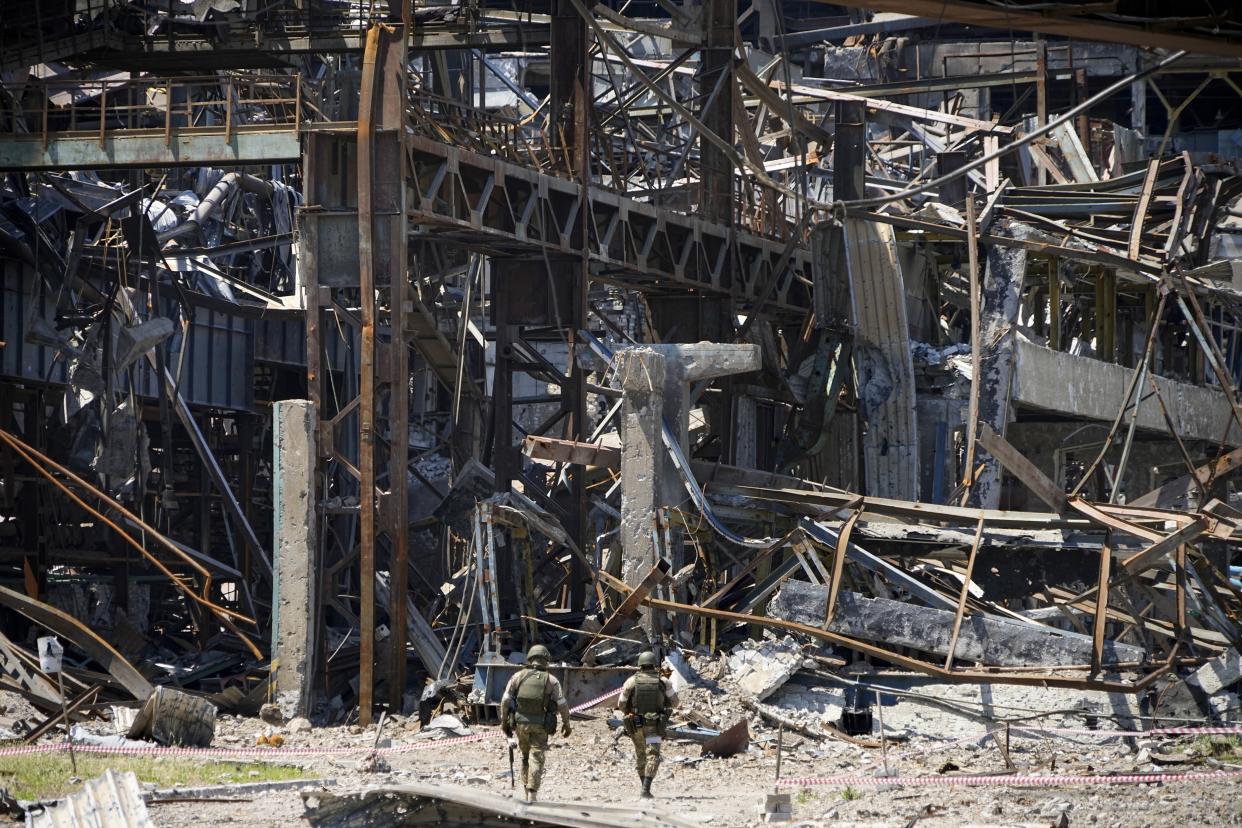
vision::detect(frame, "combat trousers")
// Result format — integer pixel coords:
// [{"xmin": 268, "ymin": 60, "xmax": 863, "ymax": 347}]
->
[
  {"xmin": 515, "ymin": 723, "xmax": 550, "ymax": 792},
  {"xmin": 629, "ymin": 723, "xmax": 662, "ymax": 777}
]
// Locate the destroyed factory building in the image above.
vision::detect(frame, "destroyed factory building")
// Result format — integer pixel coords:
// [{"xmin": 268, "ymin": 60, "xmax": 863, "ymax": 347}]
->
[{"xmin": 2, "ymin": 0, "xmax": 1242, "ymax": 825}]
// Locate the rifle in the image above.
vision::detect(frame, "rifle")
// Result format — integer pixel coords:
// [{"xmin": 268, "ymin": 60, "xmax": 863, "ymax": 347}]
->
[{"xmin": 508, "ymin": 736, "xmax": 517, "ymax": 788}]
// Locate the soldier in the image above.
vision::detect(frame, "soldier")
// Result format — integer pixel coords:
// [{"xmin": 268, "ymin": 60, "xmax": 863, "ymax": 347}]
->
[
  {"xmin": 617, "ymin": 650, "xmax": 678, "ymax": 798},
  {"xmin": 500, "ymin": 644, "xmax": 572, "ymax": 802}
]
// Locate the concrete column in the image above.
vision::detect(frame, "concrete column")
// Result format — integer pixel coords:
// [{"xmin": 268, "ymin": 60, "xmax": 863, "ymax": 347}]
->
[
  {"xmin": 617, "ymin": 348, "xmax": 667, "ymax": 588},
  {"xmin": 272, "ymin": 399, "xmax": 318, "ymax": 717},
  {"xmin": 735, "ymin": 395, "xmax": 757, "ymax": 469},
  {"xmin": 970, "ymin": 224, "xmax": 1031, "ymax": 509}
]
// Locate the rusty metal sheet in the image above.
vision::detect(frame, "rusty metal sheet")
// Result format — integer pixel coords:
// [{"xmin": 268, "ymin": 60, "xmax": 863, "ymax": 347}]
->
[{"xmin": 700, "ymin": 718, "xmax": 749, "ymax": 758}]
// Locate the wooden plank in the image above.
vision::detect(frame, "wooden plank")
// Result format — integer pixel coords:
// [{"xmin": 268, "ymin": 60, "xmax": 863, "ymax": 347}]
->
[
  {"xmin": 1120, "ymin": 517, "xmax": 1210, "ymax": 575},
  {"xmin": 825, "ymin": 506, "xmax": 862, "ymax": 625},
  {"xmin": 1129, "ymin": 445, "xmax": 1242, "ymax": 509},
  {"xmin": 944, "ymin": 516, "xmax": 985, "ymax": 670},
  {"xmin": 588, "ymin": 559, "xmax": 671, "ymax": 644},
  {"xmin": 960, "ymin": 194, "xmax": 982, "ymax": 504},
  {"xmin": 1068, "ymin": 497, "xmax": 1164, "ymax": 543},
  {"xmin": 523, "ymin": 434, "xmax": 621, "ymax": 468},
  {"xmin": 1091, "ymin": 533, "xmax": 1113, "ymax": 674},
  {"xmin": 1127, "ymin": 158, "xmax": 1161, "ymax": 261},
  {"xmin": 770, "ymin": 79, "xmax": 1014, "ymax": 134},
  {"xmin": 22, "ymin": 684, "xmax": 100, "ymax": 744},
  {"xmin": 976, "ymin": 423, "xmax": 1068, "ymax": 513}
]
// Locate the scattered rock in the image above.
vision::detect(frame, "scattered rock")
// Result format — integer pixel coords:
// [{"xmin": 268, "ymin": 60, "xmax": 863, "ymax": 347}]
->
[
  {"xmin": 287, "ymin": 717, "xmax": 313, "ymax": 734},
  {"xmin": 259, "ymin": 703, "xmax": 284, "ymax": 726}
]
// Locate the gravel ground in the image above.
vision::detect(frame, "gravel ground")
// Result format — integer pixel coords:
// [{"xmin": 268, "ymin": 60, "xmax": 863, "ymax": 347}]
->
[
  {"xmin": 10, "ymin": 661, "xmax": 1242, "ymax": 828},
  {"xmin": 144, "ymin": 708, "xmax": 1242, "ymax": 827}
]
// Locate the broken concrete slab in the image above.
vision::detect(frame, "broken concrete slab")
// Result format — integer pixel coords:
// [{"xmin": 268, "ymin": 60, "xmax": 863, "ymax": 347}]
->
[
  {"xmin": 726, "ymin": 635, "xmax": 804, "ymax": 700},
  {"xmin": 1157, "ymin": 647, "xmax": 1242, "ymax": 722},
  {"xmin": 769, "ymin": 579, "xmax": 1146, "ymax": 668}
]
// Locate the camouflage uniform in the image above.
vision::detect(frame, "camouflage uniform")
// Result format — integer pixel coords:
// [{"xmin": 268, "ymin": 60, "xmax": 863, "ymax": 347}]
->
[
  {"xmin": 501, "ymin": 664, "xmax": 570, "ymax": 799},
  {"xmin": 617, "ymin": 667, "xmax": 678, "ymax": 795}
]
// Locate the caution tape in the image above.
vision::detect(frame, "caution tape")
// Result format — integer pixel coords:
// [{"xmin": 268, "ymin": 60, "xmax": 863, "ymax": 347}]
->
[
  {"xmin": 1006, "ymin": 724, "xmax": 1242, "ymax": 739},
  {"xmin": 570, "ymin": 687, "xmax": 623, "ymax": 713},
  {"xmin": 776, "ymin": 769, "xmax": 1242, "ymax": 788}
]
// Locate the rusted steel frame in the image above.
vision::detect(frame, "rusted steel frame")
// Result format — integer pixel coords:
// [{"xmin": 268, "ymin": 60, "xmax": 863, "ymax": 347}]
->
[
  {"xmin": 0, "ymin": 428, "xmax": 257, "ymax": 631},
  {"xmin": 959, "ymin": 194, "xmax": 982, "ymax": 504},
  {"xmin": 387, "ymin": 22, "xmax": 411, "ymax": 712},
  {"xmin": 1173, "ymin": 272, "xmax": 1242, "ymax": 445},
  {"xmin": 698, "ymin": 528, "xmax": 802, "ymax": 608},
  {"xmin": 1131, "ymin": 444, "xmax": 1242, "ymax": 509},
  {"xmin": 23, "ymin": 684, "xmax": 100, "ymax": 744},
  {"xmin": 1090, "ymin": 533, "xmax": 1113, "ymax": 674},
  {"xmin": 1120, "ymin": 517, "xmax": 1210, "ymax": 576},
  {"xmin": 356, "ymin": 23, "xmax": 384, "ymax": 726},
  {"xmin": 1108, "ymin": 358, "xmax": 1148, "ymax": 504},
  {"xmin": 1068, "ymin": 498, "xmax": 1163, "ymax": 542},
  {"xmin": 1056, "ymin": 517, "xmax": 1207, "ymax": 614},
  {"xmin": 824, "ymin": 502, "xmax": 863, "ymax": 626},
  {"xmin": 944, "ymin": 516, "xmax": 985, "ymax": 671},
  {"xmin": 0, "ymin": 586, "xmax": 152, "ymax": 701},
  {"xmin": 976, "ymin": 423, "xmax": 1067, "ymax": 513},
  {"xmin": 1145, "ymin": 372, "xmax": 1207, "ymax": 501},
  {"xmin": 645, "ymin": 597, "xmax": 1173, "ymax": 692},
  {"xmin": 1070, "ymin": 291, "xmax": 1167, "ymax": 496},
  {"xmin": 582, "ymin": 559, "xmax": 671, "ymax": 652},
  {"xmin": 1176, "ymin": 545, "xmax": 1188, "ymax": 642}
]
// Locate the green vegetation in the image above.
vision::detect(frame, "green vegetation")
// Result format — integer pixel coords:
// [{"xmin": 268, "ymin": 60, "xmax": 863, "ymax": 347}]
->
[
  {"xmin": 0, "ymin": 754, "xmax": 310, "ymax": 801},
  {"xmin": 841, "ymin": 785, "xmax": 862, "ymax": 801},
  {"xmin": 795, "ymin": 788, "xmax": 816, "ymax": 804},
  {"xmin": 1192, "ymin": 735, "xmax": 1242, "ymax": 762}
]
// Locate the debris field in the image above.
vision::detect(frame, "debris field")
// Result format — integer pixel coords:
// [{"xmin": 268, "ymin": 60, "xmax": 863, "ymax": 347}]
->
[{"xmin": 1, "ymin": 0, "xmax": 1242, "ymax": 825}]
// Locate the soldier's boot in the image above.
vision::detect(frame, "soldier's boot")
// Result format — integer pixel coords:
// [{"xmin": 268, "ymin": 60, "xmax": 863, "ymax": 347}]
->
[
  {"xmin": 641, "ymin": 776, "xmax": 653, "ymax": 798},
  {"xmin": 525, "ymin": 788, "xmax": 537, "ymax": 803}
]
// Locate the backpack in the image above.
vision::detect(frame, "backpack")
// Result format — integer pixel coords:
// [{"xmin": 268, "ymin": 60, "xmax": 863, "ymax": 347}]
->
[
  {"xmin": 513, "ymin": 669, "xmax": 556, "ymax": 730},
  {"xmin": 631, "ymin": 673, "xmax": 665, "ymax": 715}
]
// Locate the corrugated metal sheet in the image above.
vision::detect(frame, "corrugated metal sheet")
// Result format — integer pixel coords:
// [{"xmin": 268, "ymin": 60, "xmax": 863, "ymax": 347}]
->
[
  {"xmin": 0, "ymin": 259, "xmax": 254, "ymax": 411},
  {"xmin": 28, "ymin": 769, "xmax": 153, "ymax": 828},
  {"xmin": 843, "ymin": 217, "xmax": 920, "ymax": 500}
]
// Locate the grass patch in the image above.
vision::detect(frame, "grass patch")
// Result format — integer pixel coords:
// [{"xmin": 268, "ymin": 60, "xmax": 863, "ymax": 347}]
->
[
  {"xmin": 0, "ymin": 754, "xmax": 310, "ymax": 801},
  {"xmin": 841, "ymin": 785, "xmax": 861, "ymax": 801},
  {"xmin": 795, "ymin": 788, "xmax": 815, "ymax": 804},
  {"xmin": 1192, "ymin": 735, "xmax": 1242, "ymax": 761}
]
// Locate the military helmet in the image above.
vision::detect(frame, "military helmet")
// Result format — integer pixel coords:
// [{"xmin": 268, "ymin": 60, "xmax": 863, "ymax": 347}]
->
[
  {"xmin": 527, "ymin": 644, "xmax": 551, "ymax": 664},
  {"xmin": 637, "ymin": 650, "xmax": 658, "ymax": 669}
]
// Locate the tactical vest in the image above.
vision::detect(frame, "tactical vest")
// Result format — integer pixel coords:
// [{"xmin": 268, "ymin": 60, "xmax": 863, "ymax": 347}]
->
[
  {"xmin": 631, "ymin": 672, "xmax": 665, "ymax": 715},
  {"xmin": 513, "ymin": 669, "xmax": 552, "ymax": 726}
]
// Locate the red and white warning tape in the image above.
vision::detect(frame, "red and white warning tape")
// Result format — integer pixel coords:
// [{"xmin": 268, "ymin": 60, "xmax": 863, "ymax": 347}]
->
[
  {"xmin": 777, "ymin": 769, "xmax": 1242, "ymax": 788},
  {"xmin": 1012, "ymin": 724, "xmax": 1242, "ymax": 738}
]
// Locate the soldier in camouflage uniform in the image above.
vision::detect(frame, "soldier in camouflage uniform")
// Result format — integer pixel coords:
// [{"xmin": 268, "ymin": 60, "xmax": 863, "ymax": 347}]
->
[
  {"xmin": 500, "ymin": 645, "xmax": 572, "ymax": 802},
  {"xmin": 617, "ymin": 650, "xmax": 678, "ymax": 798}
]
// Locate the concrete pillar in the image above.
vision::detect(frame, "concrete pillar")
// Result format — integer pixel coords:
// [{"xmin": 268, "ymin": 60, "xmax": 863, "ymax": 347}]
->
[
  {"xmin": 970, "ymin": 224, "xmax": 1031, "ymax": 509},
  {"xmin": 735, "ymin": 396, "xmax": 757, "ymax": 469},
  {"xmin": 617, "ymin": 349, "xmax": 667, "ymax": 588},
  {"xmin": 616, "ymin": 344, "xmax": 759, "ymax": 648},
  {"xmin": 272, "ymin": 399, "xmax": 318, "ymax": 717}
]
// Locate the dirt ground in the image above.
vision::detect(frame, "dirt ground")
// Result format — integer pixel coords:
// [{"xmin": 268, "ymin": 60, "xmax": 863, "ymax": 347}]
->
[{"xmin": 138, "ymin": 711, "xmax": 1242, "ymax": 828}]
